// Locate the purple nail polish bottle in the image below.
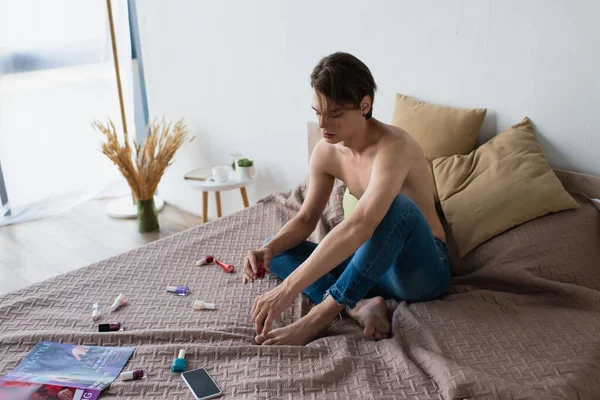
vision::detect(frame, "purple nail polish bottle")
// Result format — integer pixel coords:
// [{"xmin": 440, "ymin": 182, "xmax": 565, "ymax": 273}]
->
[{"xmin": 167, "ymin": 285, "xmax": 190, "ymax": 296}]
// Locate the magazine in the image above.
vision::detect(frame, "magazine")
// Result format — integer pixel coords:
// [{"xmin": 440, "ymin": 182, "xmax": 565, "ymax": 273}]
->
[
  {"xmin": 0, "ymin": 381, "xmax": 99, "ymax": 400},
  {"xmin": 0, "ymin": 341, "xmax": 135, "ymax": 400}
]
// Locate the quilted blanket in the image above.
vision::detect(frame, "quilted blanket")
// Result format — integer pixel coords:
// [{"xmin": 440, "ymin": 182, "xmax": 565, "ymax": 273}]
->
[{"xmin": 1, "ymin": 183, "xmax": 599, "ymax": 400}]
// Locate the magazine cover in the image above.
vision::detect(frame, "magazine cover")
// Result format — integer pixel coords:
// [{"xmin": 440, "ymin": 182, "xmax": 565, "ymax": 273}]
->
[
  {"xmin": 0, "ymin": 380, "xmax": 100, "ymax": 400},
  {"xmin": 0, "ymin": 341, "xmax": 134, "ymax": 399}
]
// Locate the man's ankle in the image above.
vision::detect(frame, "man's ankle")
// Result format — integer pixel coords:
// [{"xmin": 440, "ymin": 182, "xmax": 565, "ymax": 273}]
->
[{"xmin": 309, "ymin": 296, "xmax": 345, "ymax": 323}]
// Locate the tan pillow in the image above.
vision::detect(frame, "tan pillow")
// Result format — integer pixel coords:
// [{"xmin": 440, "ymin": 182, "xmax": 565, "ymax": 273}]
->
[
  {"xmin": 391, "ymin": 93, "xmax": 487, "ymax": 160},
  {"xmin": 433, "ymin": 117, "xmax": 579, "ymax": 257}
]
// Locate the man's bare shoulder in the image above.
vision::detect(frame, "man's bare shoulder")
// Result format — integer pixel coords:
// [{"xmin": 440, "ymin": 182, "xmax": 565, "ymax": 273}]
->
[
  {"xmin": 310, "ymin": 138, "xmax": 339, "ymax": 172},
  {"xmin": 377, "ymin": 123, "xmax": 422, "ymax": 158}
]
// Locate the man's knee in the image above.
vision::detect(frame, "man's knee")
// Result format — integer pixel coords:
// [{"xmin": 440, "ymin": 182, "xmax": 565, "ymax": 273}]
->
[
  {"xmin": 370, "ymin": 194, "xmax": 424, "ymax": 235},
  {"xmin": 384, "ymin": 194, "xmax": 421, "ymax": 221},
  {"xmin": 390, "ymin": 194, "xmax": 418, "ymax": 211}
]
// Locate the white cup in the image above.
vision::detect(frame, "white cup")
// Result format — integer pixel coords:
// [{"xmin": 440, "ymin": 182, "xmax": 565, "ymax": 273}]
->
[{"xmin": 211, "ymin": 166, "xmax": 229, "ymax": 183}]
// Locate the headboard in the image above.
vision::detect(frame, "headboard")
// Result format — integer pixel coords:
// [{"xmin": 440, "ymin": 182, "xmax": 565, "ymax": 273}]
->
[{"xmin": 306, "ymin": 122, "xmax": 600, "ymax": 198}]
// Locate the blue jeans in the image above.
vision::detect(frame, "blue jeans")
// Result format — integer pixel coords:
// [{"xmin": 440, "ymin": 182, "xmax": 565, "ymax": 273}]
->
[{"xmin": 265, "ymin": 195, "xmax": 451, "ymax": 309}]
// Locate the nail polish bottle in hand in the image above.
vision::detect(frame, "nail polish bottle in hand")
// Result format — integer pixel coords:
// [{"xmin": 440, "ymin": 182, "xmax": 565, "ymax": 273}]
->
[{"xmin": 256, "ymin": 262, "xmax": 265, "ymax": 279}]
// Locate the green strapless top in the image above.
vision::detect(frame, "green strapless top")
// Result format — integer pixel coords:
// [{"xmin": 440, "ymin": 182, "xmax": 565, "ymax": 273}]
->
[{"xmin": 342, "ymin": 187, "xmax": 359, "ymax": 218}]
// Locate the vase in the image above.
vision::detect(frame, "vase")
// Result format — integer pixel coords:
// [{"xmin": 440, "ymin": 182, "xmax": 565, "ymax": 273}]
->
[{"xmin": 137, "ymin": 198, "xmax": 159, "ymax": 232}]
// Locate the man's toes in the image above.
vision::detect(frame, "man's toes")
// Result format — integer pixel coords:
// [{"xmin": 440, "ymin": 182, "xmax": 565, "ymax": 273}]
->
[
  {"xmin": 373, "ymin": 331, "xmax": 383, "ymax": 340},
  {"xmin": 376, "ymin": 321, "xmax": 391, "ymax": 335},
  {"xmin": 257, "ymin": 330, "xmax": 278, "ymax": 345},
  {"xmin": 363, "ymin": 324, "xmax": 375, "ymax": 339},
  {"xmin": 261, "ymin": 330, "xmax": 282, "ymax": 346}
]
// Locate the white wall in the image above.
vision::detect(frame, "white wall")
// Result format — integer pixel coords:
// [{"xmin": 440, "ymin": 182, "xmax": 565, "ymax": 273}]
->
[{"xmin": 136, "ymin": 0, "xmax": 600, "ymax": 219}]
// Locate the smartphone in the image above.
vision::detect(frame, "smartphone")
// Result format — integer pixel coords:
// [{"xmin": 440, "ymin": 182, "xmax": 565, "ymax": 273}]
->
[{"xmin": 181, "ymin": 368, "xmax": 222, "ymax": 400}]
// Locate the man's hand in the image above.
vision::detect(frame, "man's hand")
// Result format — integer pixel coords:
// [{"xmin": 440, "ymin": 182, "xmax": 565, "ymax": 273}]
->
[
  {"xmin": 251, "ymin": 282, "xmax": 295, "ymax": 336},
  {"xmin": 243, "ymin": 247, "xmax": 273, "ymax": 284}
]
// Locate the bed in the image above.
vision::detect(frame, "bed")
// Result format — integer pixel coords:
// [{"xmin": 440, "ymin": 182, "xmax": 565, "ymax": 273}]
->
[{"xmin": 1, "ymin": 130, "xmax": 599, "ymax": 400}]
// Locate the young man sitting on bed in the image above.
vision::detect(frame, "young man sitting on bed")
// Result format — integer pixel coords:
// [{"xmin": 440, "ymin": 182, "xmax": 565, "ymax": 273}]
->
[{"xmin": 243, "ymin": 52, "xmax": 450, "ymax": 345}]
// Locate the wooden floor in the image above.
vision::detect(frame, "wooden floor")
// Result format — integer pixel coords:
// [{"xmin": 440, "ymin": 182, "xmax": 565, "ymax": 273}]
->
[{"xmin": 0, "ymin": 199, "xmax": 204, "ymax": 295}]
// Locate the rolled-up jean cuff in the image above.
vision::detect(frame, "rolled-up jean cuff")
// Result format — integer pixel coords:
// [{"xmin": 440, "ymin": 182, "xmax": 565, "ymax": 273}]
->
[{"xmin": 326, "ymin": 287, "xmax": 358, "ymax": 310}]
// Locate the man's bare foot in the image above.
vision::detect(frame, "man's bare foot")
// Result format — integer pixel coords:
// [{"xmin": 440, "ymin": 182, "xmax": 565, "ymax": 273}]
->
[
  {"xmin": 346, "ymin": 296, "xmax": 391, "ymax": 340},
  {"xmin": 255, "ymin": 296, "xmax": 344, "ymax": 345}
]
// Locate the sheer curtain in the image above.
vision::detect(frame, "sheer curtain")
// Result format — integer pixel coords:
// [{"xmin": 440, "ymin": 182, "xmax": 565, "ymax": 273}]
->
[{"xmin": 0, "ymin": 0, "xmax": 134, "ymax": 226}]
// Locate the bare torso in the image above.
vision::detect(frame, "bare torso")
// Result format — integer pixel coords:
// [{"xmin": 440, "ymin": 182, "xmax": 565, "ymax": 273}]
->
[{"xmin": 323, "ymin": 122, "xmax": 446, "ymax": 242}]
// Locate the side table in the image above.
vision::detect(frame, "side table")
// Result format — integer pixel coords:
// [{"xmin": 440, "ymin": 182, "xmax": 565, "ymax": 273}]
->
[{"xmin": 185, "ymin": 167, "xmax": 252, "ymax": 223}]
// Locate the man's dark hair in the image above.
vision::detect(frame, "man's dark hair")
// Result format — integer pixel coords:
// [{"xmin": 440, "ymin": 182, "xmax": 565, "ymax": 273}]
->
[{"xmin": 310, "ymin": 52, "xmax": 377, "ymax": 119}]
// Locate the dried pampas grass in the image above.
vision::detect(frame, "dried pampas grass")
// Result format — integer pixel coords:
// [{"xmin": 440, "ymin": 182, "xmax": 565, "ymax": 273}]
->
[{"xmin": 93, "ymin": 117, "xmax": 194, "ymax": 201}]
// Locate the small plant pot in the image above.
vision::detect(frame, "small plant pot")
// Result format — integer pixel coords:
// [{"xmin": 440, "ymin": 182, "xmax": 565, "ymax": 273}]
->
[
  {"xmin": 237, "ymin": 166, "xmax": 254, "ymax": 181},
  {"xmin": 137, "ymin": 198, "xmax": 160, "ymax": 232}
]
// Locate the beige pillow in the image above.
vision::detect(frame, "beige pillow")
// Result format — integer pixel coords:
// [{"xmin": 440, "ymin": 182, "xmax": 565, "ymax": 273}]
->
[
  {"xmin": 433, "ymin": 117, "xmax": 579, "ymax": 257},
  {"xmin": 391, "ymin": 93, "xmax": 487, "ymax": 160}
]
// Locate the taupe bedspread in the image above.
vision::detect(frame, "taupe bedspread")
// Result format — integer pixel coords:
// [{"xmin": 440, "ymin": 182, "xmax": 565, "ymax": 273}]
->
[{"xmin": 1, "ymin": 184, "xmax": 599, "ymax": 400}]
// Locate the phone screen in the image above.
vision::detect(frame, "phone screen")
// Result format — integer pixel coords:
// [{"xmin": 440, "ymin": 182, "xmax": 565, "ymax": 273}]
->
[{"xmin": 181, "ymin": 368, "xmax": 222, "ymax": 399}]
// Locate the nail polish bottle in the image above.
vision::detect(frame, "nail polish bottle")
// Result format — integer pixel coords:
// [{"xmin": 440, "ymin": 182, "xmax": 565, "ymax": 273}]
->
[
  {"xmin": 98, "ymin": 322, "xmax": 123, "ymax": 332},
  {"xmin": 120, "ymin": 369, "xmax": 147, "ymax": 380},
  {"xmin": 109, "ymin": 293, "xmax": 127, "ymax": 312},
  {"xmin": 195, "ymin": 256, "xmax": 214, "ymax": 266},
  {"xmin": 257, "ymin": 262, "xmax": 266, "ymax": 278},
  {"xmin": 192, "ymin": 300, "xmax": 216, "ymax": 310},
  {"xmin": 166, "ymin": 285, "xmax": 190, "ymax": 296},
  {"xmin": 171, "ymin": 349, "xmax": 186, "ymax": 373},
  {"xmin": 92, "ymin": 303, "xmax": 101, "ymax": 321}
]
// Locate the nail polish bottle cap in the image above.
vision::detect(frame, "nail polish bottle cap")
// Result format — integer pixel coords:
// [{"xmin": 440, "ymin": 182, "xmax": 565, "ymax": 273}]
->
[{"xmin": 120, "ymin": 370, "xmax": 134, "ymax": 380}]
